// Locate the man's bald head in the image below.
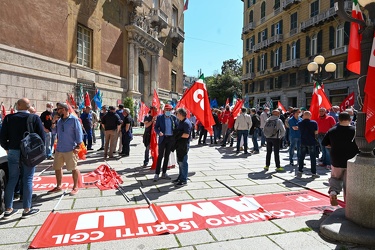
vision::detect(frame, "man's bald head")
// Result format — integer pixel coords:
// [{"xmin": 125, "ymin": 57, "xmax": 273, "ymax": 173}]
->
[
  {"xmin": 17, "ymin": 98, "xmax": 30, "ymax": 111},
  {"xmin": 303, "ymin": 111, "xmax": 311, "ymax": 119}
]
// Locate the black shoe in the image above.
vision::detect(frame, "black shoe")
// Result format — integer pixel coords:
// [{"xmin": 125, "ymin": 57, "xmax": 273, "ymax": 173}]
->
[
  {"xmin": 87, "ymin": 148, "xmax": 94, "ymax": 150},
  {"xmin": 175, "ymin": 181, "xmax": 187, "ymax": 187},
  {"xmin": 172, "ymin": 179, "xmax": 180, "ymax": 183},
  {"xmin": 3, "ymin": 209, "xmax": 19, "ymax": 220},
  {"xmin": 97, "ymin": 147, "xmax": 104, "ymax": 151},
  {"xmin": 13, "ymin": 194, "xmax": 21, "ymax": 201},
  {"xmin": 21, "ymin": 208, "xmax": 40, "ymax": 219}
]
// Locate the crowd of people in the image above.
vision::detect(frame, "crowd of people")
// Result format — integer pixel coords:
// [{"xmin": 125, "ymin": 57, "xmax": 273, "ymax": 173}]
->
[{"xmin": 0, "ymin": 97, "xmax": 360, "ymax": 220}]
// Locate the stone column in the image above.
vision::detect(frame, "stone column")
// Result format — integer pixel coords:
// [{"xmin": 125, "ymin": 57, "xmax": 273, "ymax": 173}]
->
[
  {"xmin": 134, "ymin": 45, "xmax": 139, "ymax": 92},
  {"xmin": 151, "ymin": 54, "xmax": 158, "ymax": 96},
  {"xmin": 128, "ymin": 42, "xmax": 135, "ymax": 93}
]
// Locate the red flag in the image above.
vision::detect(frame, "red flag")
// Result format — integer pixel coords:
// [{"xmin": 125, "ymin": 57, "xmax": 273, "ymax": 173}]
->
[
  {"xmin": 339, "ymin": 92, "xmax": 355, "ymax": 112},
  {"xmin": 10, "ymin": 105, "xmax": 14, "ymax": 114},
  {"xmin": 277, "ymin": 101, "xmax": 286, "ymax": 114},
  {"xmin": 225, "ymin": 98, "xmax": 229, "ymax": 107},
  {"xmin": 152, "ymin": 90, "xmax": 161, "ymax": 115},
  {"xmin": 68, "ymin": 94, "xmax": 77, "ymax": 109},
  {"xmin": 138, "ymin": 102, "xmax": 150, "ymax": 123},
  {"xmin": 310, "ymin": 82, "xmax": 332, "ymax": 121},
  {"xmin": 364, "ymin": 31, "xmax": 375, "ymax": 143},
  {"xmin": 1, "ymin": 102, "xmax": 6, "ymax": 119},
  {"xmin": 175, "ymin": 102, "xmax": 191, "ymax": 119},
  {"xmin": 231, "ymin": 99, "xmax": 244, "ymax": 118},
  {"xmin": 183, "ymin": 0, "xmax": 189, "ymax": 11},
  {"xmin": 179, "ymin": 75, "xmax": 215, "ymax": 134},
  {"xmin": 66, "ymin": 101, "xmax": 79, "ymax": 118},
  {"xmin": 84, "ymin": 92, "xmax": 91, "ymax": 107},
  {"xmin": 347, "ymin": 0, "xmax": 364, "ymax": 75}
]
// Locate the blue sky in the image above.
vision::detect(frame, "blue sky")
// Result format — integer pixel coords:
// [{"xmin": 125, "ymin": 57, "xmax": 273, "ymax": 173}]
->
[{"xmin": 183, "ymin": 0, "xmax": 243, "ymax": 77}]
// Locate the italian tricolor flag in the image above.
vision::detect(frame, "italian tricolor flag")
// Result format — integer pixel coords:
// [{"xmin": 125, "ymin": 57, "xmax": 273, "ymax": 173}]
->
[
  {"xmin": 364, "ymin": 32, "xmax": 375, "ymax": 143},
  {"xmin": 309, "ymin": 81, "xmax": 332, "ymax": 121},
  {"xmin": 347, "ymin": 0, "xmax": 364, "ymax": 75}
]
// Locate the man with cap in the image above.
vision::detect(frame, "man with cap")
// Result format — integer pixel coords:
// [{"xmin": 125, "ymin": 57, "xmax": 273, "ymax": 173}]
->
[
  {"xmin": 101, "ymin": 106, "xmax": 123, "ymax": 159},
  {"xmin": 80, "ymin": 105, "xmax": 93, "ymax": 150},
  {"xmin": 120, "ymin": 108, "xmax": 133, "ymax": 157},
  {"xmin": 153, "ymin": 104, "xmax": 178, "ymax": 181},
  {"xmin": 48, "ymin": 102, "xmax": 84, "ymax": 196}
]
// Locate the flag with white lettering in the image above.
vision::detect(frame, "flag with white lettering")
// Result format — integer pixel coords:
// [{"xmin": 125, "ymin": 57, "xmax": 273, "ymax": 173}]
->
[
  {"xmin": 179, "ymin": 74, "xmax": 215, "ymax": 134},
  {"xmin": 339, "ymin": 92, "xmax": 355, "ymax": 112},
  {"xmin": 364, "ymin": 31, "xmax": 375, "ymax": 143}
]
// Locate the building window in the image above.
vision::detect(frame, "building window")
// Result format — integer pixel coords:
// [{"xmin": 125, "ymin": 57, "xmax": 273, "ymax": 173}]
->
[
  {"xmin": 172, "ymin": 43, "xmax": 178, "ymax": 56},
  {"xmin": 274, "ymin": 0, "xmax": 280, "ymax": 9},
  {"xmin": 260, "ymin": 81, "xmax": 265, "ymax": 92},
  {"xmin": 305, "ymin": 92, "xmax": 312, "ymax": 109},
  {"xmin": 336, "ymin": 24, "xmax": 344, "ymax": 48},
  {"xmin": 249, "ymin": 59, "xmax": 253, "ymax": 73},
  {"xmin": 249, "ymin": 10, "xmax": 254, "ymax": 23},
  {"xmin": 246, "ymin": 60, "xmax": 250, "ymax": 73},
  {"xmin": 290, "ymin": 12, "xmax": 297, "ymax": 30},
  {"xmin": 261, "ymin": 54, "xmax": 266, "ymax": 71},
  {"xmin": 275, "ymin": 22, "xmax": 280, "ymax": 35},
  {"xmin": 274, "ymin": 48, "xmax": 280, "ymax": 67},
  {"xmin": 152, "ymin": 0, "xmax": 159, "ymax": 8},
  {"xmin": 250, "ymin": 36, "xmax": 254, "ymax": 50},
  {"xmin": 77, "ymin": 25, "xmax": 92, "ymax": 68},
  {"xmin": 171, "ymin": 71, "xmax": 177, "ymax": 92},
  {"xmin": 330, "ymin": 88, "xmax": 348, "ymax": 105},
  {"xmin": 261, "ymin": 2, "xmax": 266, "ymax": 19},
  {"xmin": 291, "ymin": 42, "xmax": 297, "ymax": 60},
  {"xmin": 335, "ymin": 62, "xmax": 344, "ymax": 79},
  {"xmin": 247, "ymin": 0, "xmax": 251, "ymax": 8},
  {"xmin": 172, "ymin": 7, "xmax": 178, "ymax": 27},
  {"xmin": 311, "ymin": 34, "xmax": 317, "ymax": 56},
  {"xmin": 310, "ymin": 0, "xmax": 319, "ymax": 17},
  {"xmin": 261, "ymin": 29, "xmax": 267, "ymax": 41},
  {"xmin": 290, "ymin": 73, "xmax": 297, "ymax": 87}
]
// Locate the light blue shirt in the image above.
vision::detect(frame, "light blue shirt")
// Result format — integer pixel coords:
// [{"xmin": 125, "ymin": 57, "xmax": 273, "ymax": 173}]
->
[
  {"xmin": 53, "ymin": 114, "xmax": 83, "ymax": 152},
  {"xmin": 164, "ymin": 115, "xmax": 173, "ymax": 136}
]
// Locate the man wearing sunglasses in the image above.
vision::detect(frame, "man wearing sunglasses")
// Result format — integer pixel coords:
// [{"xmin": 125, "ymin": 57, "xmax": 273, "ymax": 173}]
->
[{"xmin": 48, "ymin": 102, "xmax": 83, "ymax": 196}]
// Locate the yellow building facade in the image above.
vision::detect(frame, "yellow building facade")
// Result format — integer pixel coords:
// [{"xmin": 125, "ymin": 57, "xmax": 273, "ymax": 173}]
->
[{"xmin": 241, "ymin": 0, "xmax": 358, "ymax": 109}]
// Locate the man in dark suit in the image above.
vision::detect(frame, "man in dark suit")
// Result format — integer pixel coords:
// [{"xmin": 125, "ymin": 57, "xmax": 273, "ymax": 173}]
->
[
  {"xmin": 0, "ymin": 98, "xmax": 45, "ymax": 219},
  {"xmin": 153, "ymin": 104, "xmax": 178, "ymax": 181}
]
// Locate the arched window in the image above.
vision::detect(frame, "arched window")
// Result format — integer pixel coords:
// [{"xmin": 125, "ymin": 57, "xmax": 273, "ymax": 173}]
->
[
  {"xmin": 261, "ymin": 2, "xmax": 266, "ymax": 19},
  {"xmin": 138, "ymin": 58, "xmax": 145, "ymax": 101},
  {"xmin": 274, "ymin": 48, "xmax": 280, "ymax": 66},
  {"xmin": 274, "ymin": 0, "xmax": 280, "ymax": 9},
  {"xmin": 249, "ymin": 10, "xmax": 254, "ymax": 23}
]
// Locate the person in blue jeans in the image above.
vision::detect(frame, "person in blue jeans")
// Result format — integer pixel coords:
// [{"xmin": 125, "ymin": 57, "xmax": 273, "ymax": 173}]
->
[
  {"xmin": 234, "ymin": 108, "xmax": 252, "ymax": 154},
  {"xmin": 288, "ymin": 108, "xmax": 302, "ymax": 166},
  {"xmin": 80, "ymin": 106, "xmax": 93, "ymax": 150},
  {"xmin": 173, "ymin": 108, "xmax": 192, "ymax": 187},
  {"xmin": 297, "ymin": 111, "xmax": 319, "ymax": 178},
  {"xmin": 0, "ymin": 98, "xmax": 45, "ymax": 219},
  {"xmin": 250, "ymin": 108, "xmax": 260, "ymax": 153}
]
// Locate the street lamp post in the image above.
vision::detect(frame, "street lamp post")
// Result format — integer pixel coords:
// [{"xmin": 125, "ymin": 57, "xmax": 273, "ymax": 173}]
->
[
  {"xmin": 319, "ymin": 0, "xmax": 375, "ymax": 246},
  {"xmin": 307, "ymin": 55, "xmax": 337, "ymax": 84}
]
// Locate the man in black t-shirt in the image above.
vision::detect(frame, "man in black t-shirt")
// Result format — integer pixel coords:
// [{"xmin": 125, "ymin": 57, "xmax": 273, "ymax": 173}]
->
[
  {"xmin": 120, "ymin": 108, "xmax": 133, "ymax": 157},
  {"xmin": 142, "ymin": 107, "xmax": 156, "ymax": 167},
  {"xmin": 322, "ymin": 112, "xmax": 359, "ymax": 206},
  {"xmin": 40, "ymin": 102, "xmax": 54, "ymax": 159}
]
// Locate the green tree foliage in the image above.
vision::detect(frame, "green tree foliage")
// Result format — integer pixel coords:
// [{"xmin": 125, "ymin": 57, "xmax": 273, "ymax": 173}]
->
[
  {"xmin": 221, "ymin": 59, "xmax": 242, "ymax": 77},
  {"xmin": 123, "ymin": 97, "xmax": 134, "ymax": 118},
  {"xmin": 206, "ymin": 59, "xmax": 242, "ymax": 106}
]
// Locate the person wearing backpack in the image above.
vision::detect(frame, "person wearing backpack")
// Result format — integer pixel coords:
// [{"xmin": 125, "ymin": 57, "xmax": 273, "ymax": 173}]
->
[
  {"xmin": 0, "ymin": 98, "xmax": 45, "ymax": 219},
  {"xmin": 263, "ymin": 109, "xmax": 285, "ymax": 171}
]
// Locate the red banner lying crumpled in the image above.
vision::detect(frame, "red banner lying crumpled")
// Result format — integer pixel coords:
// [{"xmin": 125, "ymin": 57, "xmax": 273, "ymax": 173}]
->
[
  {"xmin": 29, "ymin": 190, "xmax": 341, "ymax": 249},
  {"xmin": 33, "ymin": 165, "xmax": 123, "ymax": 191}
]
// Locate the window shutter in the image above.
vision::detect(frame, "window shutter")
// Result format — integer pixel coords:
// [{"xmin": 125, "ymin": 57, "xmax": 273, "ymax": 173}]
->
[
  {"xmin": 317, "ymin": 30, "xmax": 323, "ymax": 53},
  {"xmin": 306, "ymin": 36, "xmax": 310, "ymax": 57},
  {"xmin": 252, "ymin": 58, "xmax": 255, "ymax": 72},
  {"xmin": 258, "ymin": 32, "xmax": 261, "ymax": 43},
  {"xmin": 279, "ymin": 46, "xmax": 283, "ymax": 64},
  {"xmin": 304, "ymin": 70, "xmax": 310, "ymax": 84},
  {"xmin": 344, "ymin": 22, "xmax": 350, "ymax": 45},
  {"xmin": 271, "ymin": 51, "xmax": 274, "ymax": 67},
  {"xmin": 265, "ymin": 28, "xmax": 268, "ymax": 39},
  {"xmin": 257, "ymin": 56, "xmax": 260, "ymax": 71},
  {"xmin": 271, "ymin": 24, "xmax": 275, "ymax": 36},
  {"xmin": 287, "ymin": 44, "xmax": 290, "ymax": 61},
  {"xmin": 246, "ymin": 38, "xmax": 250, "ymax": 51},
  {"xmin": 279, "ymin": 20, "xmax": 283, "ymax": 34},
  {"xmin": 296, "ymin": 39, "xmax": 300, "ymax": 59},
  {"xmin": 343, "ymin": 60, "xmax": 350, "ymax": 77},
  {"xmin": 264, "ymin": 53, "xmax": 268, "ymax": 69},
  {"xmin": 329, "ymin": 26, "xmax": 335, "ymax": 50}
]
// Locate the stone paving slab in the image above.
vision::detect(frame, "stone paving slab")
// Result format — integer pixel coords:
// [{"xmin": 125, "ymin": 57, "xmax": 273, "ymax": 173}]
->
[
  {"xmin": 194, "ymin": 236, "xmax": 282, "ymax": 250},
  {"xmin": 0, "ymin": 226, "xmax": 36, "ymax": 244},
  {"xmin": 235, "ymin": 183, "xmax": 289, "ymax": 195},
  {"xmin": 187, "ymin": 187, "xmax": 238, "ymax": 199},
  {"xmin": 208, "ymin": 221, "xmax": 283, "ymax": 241},
  {"xmin": 176, "ymin": 229, "xmax": 216, "ymax": 246},
  {"xmin": 269, "ymin": 231, "xmax": 337, "ymax": 250}
]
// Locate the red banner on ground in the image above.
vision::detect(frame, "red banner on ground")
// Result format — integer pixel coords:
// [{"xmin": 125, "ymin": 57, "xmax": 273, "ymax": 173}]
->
[{"xmin": 29, "ymin": 190, "xmax": 339, "ymax": 249}]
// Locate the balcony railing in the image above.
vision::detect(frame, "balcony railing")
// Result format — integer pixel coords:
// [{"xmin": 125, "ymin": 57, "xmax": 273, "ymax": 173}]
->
[
  {"xmin": 332, "ymin": 45, "xmax": 347, "ymax": 56},
  {"xmin": 150, "ymin": 8, "xmax": 168, "ymax": 29},
  {"xmin": 253, "ymin": 40, "xmax": 269, "ymax": 51},
  {"xmin": 241, "ymin": 72, "xmax": 255, "ymax": 81},
  {"xmin": 127, "ymin": 0, "xmax": 143, "ymax": 6},
  {"xmin": 170, "ymin": 26, "xmax": 185, "ymax": 44},
  {"xmin": 301, "ymin": 12, "xmax": 327, "ymax": 31},
  {"xmin": 281, "ymin": 0, "xmax": 301, "ymax": 10},
  {"xmin": 268, "ymin": 34, "xmax": 283, "ymax": 46},
  {"xmin": 280, "ymin": 58, "xmax": 301, "ymax": 70},
  {"xmin": 256, "ymin": 70, "xmax": 267, "ymax": 77},
  {"xmin": 290, "ymin": 28, "xmax": 298, "ymax": 36},
  {"xmin": 274, "ymin": 7, "xmax": 281, "ymax": 15},
  {"xmin": 242, "ymin": 22, "xmax": 255, "ymax": 34},
  {"xmin": 260, "ymin": 17, "xmax": 266, "ymax": 24},
  {"xmin": 247, "ymin": 48, "xmax": 254, "ymax": 55}
]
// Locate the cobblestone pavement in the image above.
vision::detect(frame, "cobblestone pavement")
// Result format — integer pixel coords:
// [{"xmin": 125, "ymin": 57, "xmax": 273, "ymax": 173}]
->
[{"xmin": 0, "ymin": 133, "xmax": 372, "ymax": 250}]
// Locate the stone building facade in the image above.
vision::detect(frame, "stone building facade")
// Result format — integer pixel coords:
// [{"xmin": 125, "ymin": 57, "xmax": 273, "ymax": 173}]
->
[
  {"xmin": 240, "ymin": 0, "xmax": 358, "ymax": 110},
  {"xmin": 0, "ymin": 0, "xmax": 185, "ymax": 112}
]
